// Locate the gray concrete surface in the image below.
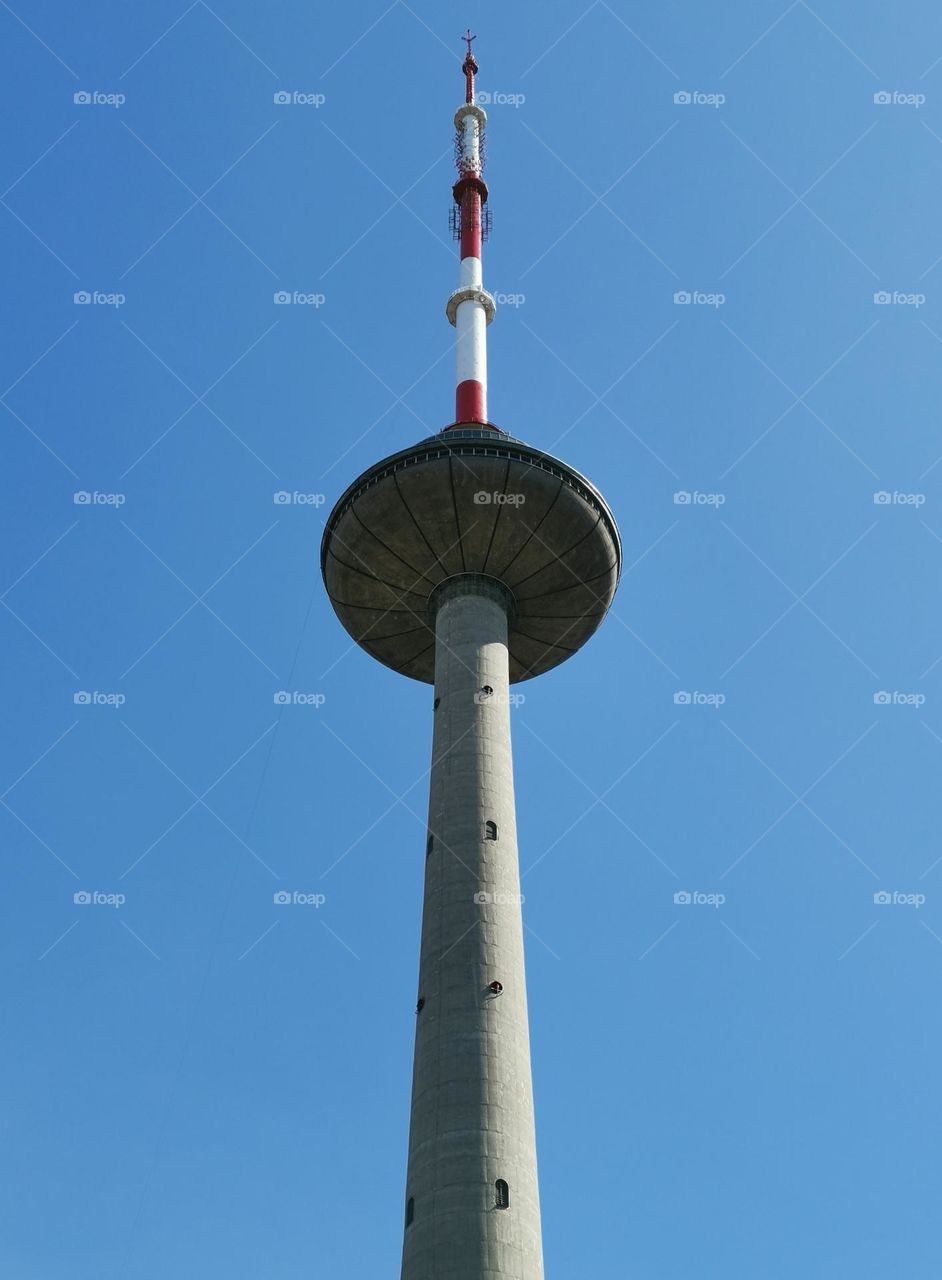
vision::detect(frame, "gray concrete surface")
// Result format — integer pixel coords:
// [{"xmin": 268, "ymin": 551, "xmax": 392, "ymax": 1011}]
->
[{"xmin": 400, "ymin": 579, "xmax": 543, "ymax": 1280}]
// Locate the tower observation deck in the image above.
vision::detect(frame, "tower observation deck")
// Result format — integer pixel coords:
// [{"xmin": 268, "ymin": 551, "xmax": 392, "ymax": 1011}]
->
[{"xmin": 321, "ymin": 34, "xmax": 621, "ymax": 1280}]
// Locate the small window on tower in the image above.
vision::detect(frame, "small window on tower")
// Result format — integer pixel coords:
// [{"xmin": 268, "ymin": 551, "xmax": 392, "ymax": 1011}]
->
[
  {"xmin": 406, "ymin": 1196, "xmax": 415, "ymax": 1226},
  {"xmin": 495, "ymin": 1179, "xmax": 510, "ymax": 1209},
  {"xmin": 426, "ymin": 834, "xmax": 434, "ymax": 856},
  {"xmin": 434, "ymin": 697, "xmax": 441, "ymax": 710},
  {"xmin": 484, "ymin": 820, "xmax": 498, "ymax": 841}
]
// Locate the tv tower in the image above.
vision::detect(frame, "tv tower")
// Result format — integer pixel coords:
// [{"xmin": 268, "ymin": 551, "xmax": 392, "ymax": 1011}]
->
[{"xmin": 321, "ymin": 34, "xmax": 621, "ymax": 1279}]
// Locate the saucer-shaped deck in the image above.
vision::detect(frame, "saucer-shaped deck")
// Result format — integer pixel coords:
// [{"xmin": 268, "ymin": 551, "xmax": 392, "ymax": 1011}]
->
[{"xmin": 321, "ymin": 426, "xmax": 621, "ymax": 684}]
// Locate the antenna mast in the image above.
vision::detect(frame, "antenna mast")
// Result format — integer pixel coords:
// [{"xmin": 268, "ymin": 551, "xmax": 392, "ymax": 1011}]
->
[{"xmin": 446, "ymin": 31, "xmax": 495, "ymax": 426}]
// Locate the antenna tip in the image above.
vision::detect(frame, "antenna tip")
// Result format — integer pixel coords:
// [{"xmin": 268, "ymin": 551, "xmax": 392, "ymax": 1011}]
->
[{"xmin": 461, "ymin": 29, "xmax": 478, "ymax": 103}]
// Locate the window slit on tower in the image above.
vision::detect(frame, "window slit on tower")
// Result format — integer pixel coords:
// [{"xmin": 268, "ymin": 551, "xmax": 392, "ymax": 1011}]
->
[
  {"xmin": 495, "ymin": 1179, "xmax": 510, "ymax": 1209},
  {"xmin": 427, "ymin": 834, "xmax": 434, "ymax": 856},
  {"xmin": 484, "ymin": 820, "xmax": 498, "ymax": 841},
  {"xmin": 405, "ymin": 1196, "xmax": 415, "ymax": 1226}
]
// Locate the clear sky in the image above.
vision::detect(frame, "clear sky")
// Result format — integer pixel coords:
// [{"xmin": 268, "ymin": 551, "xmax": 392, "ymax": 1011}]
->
[{"xmin": 3, "ymin": 2, "xmax": 942, "ymax": 1276}]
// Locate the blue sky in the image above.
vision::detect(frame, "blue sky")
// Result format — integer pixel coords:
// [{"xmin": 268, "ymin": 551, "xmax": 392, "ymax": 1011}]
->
[{"xmin": 3, "ymin": 1, "xmax": 942, "ymax": 1276}]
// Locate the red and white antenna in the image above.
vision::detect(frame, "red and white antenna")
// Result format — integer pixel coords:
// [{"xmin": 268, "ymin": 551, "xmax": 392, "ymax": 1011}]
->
[{"xmin": 446, "ymin": 30, "xmax": 495, "ymax": 426}]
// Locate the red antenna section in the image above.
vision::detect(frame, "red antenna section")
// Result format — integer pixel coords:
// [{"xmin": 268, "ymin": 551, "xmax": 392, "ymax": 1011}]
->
[
  {"xmin": 462, "ymin": 28, "xmax": 478, "ymax": 104},
  {"xmin": 446, "ymin": 33, "xmax": 495, "ymax": 428}
]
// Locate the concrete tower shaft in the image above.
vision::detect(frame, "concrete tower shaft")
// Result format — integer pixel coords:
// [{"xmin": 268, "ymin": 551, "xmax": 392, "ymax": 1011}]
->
[{"xmin": 401, "ymin": 577, "xmax": 542, "ymax": 1279}]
